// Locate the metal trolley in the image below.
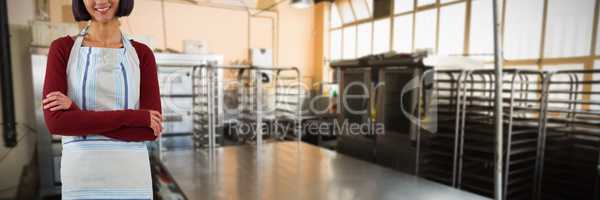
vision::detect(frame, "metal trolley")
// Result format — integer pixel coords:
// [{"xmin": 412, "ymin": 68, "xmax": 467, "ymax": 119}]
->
[
  {"xmin": 417, "ymin": 69, "xmax": 466, "ymax": 187},
  {"xmin": 537, "ymin": 69, "xmax": 600, "ymax": 200},
  {"xmin": 418, "ymin": 69, "xmax": 546, "ymax": 200},
  {"xmin": 419, "ymin": 68, "xmax": 600, "ymax": 200},
  {"xmin": 191, "ymin": 64, "xmax": 303, "ymax": 150},
  {"xmin": 457, "ymin": 69, "xmax": 544, "ymax": 200}
]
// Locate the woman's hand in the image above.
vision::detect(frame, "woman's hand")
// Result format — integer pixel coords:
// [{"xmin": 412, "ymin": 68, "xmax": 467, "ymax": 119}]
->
[
  {"xmin": 148, "ymin": 110, "xmax": 163, "ymax": 137},
  {"xmin": 42, "ymin": 91, "xmax": 74, "ymax": 111}
]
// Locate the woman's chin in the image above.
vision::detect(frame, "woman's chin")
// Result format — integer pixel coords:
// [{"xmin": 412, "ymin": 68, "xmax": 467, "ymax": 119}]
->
[{"xmin": 93, "ymin": 16, "xmax": 115, "ymax": 23}]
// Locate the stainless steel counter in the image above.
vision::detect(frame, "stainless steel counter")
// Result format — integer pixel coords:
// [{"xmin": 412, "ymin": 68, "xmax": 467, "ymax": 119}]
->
[{"xmin": 161, "ymin": 141, "xmax": 488, "ymax": 200}]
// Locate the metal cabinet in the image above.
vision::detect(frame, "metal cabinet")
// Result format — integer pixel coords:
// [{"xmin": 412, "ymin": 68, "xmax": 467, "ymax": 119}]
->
[
  {"xmin": 331, "ymin": 54, "xmax": 429, "ymax": 168},
  {"xmin": 335, "ymin": 65, "xmax": 376, "ymax": 162}
]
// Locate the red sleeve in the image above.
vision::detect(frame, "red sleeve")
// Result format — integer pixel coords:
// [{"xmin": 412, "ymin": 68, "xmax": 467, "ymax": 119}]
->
[
  {"xmin": 101, "ymin": 41, "xmax": 161, "ymax": 141},
  {"xmin": 42, "ymin": 37, "xmax": 151, "ymax": 137}
]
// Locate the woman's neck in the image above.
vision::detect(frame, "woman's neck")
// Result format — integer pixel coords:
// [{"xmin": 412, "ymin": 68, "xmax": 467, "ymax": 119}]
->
[{"xmin": 85, "ymin": 19, "xmax": 122, "ymax": 48}]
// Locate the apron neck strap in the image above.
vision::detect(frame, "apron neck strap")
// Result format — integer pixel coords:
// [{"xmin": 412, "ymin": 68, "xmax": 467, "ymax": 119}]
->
[
  {"xmin": 78, "ymin": 26, "xmax": 89, "ymax": 36},
  {"xmin": 75, "ymin": 24, "xmax": 131, "ymax": 50}
]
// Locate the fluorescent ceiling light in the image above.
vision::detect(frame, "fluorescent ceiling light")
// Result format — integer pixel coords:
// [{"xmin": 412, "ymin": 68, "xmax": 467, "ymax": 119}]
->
[{"xmin": 291, "ymin": 0, "xmax": 313, "ymax": 9}]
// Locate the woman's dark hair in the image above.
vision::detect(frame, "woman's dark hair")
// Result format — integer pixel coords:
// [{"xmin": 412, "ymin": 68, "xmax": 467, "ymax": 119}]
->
[{"xmin": 72, "ymin": 0, "xmax": 134, "ymax": 21}]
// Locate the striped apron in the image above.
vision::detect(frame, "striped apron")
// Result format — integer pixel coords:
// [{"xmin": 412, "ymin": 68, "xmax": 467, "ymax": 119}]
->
[{"xmin": 60, "ymin": 27, "xmax": 153, "ymax": 200}]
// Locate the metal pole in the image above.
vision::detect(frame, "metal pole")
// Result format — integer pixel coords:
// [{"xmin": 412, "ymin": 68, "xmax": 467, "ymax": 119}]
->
[
  {"xmin": 534, "ymin": 72, "xmax": 552, "ymax": 200},
  {"xmin": 208, "ymin": 66, "xmax": 215, "ymax": 149},
  {"xmin": 0, "ymin": 0, "xmax": 17, "ymax": 147},
  {"xmin": 296, "ymin": 68, "xmax": 302, "ymax": 142},
  {"xmin": 492, "ymin": 0, "xmax": 504, "ymax": 199},
  {"xmin": 452, "ymin": 70, "xmax": 465, "ymax": 187},
  {"xmin": 256, "ymin": 69, "xmax": 263, "ymax": 147}
]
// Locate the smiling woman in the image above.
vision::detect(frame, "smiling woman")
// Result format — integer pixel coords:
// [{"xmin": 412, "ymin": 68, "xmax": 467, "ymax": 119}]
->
[
  {"xmin": 41, "ymin": 0, "xmax": 162, "ymax": 199},
  {"xmin": 72, "ymin": 0, "xmax": 133, "ymax": 22}
]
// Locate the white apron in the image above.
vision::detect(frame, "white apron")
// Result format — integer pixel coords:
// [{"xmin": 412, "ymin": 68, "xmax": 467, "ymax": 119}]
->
[{"xmin": 60, "ymin": 27, "xmax": 153, "ymax": 200}]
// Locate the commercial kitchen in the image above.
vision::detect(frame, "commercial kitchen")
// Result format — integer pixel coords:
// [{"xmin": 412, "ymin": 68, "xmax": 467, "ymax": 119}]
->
[{"xmin": 1, "ymin": 0, "xmax": 599, "ymax": 199}]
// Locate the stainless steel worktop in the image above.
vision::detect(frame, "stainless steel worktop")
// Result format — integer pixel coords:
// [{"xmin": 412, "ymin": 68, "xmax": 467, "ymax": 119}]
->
[{"xmin": 161, "ymin": 141, "xmax": 488, "ymax": 200}]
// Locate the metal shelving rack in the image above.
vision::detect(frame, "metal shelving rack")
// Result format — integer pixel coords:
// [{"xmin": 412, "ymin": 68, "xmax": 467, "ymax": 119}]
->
[
  {"xmin": 273, "ymin": 69, "xmax": 304, "ymax": 140},
  {"xmin": 237, "ymin": 68, "xmax": 258, "ymax": 143},
  {"xmin": 153, "ymin": 53, "xmax": 223, "ymax": 160},
  {"xmin": 538, "ymin": 69, "xmax": 600, "ymax": 200},
  {"xmin": 191, "ymin": 65, "xmax": 302, "ymax": 150},
  {"xmin": 457, "ymin": 70, "xmax": 544, "ymax": 200},
  {"xmin": 418, "ymin": 69, "xmax": 545, "ymax": 200},
  {"xmin": 192, "ymin": 66, "xmax": 220, "ymax": 149},
  {"xmin": 418, "ymin": 69, "xmax": 466, "ymax": 187}
]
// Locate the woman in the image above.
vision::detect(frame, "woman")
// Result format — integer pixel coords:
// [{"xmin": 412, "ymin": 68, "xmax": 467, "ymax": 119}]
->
[{"xmin": 42, "ymin": 0, "xmax": 162, "ymax": 199}]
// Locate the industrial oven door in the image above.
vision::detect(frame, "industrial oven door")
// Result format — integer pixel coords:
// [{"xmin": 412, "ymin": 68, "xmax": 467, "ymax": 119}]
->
[
  {"xmin": 336, "ymin": 67, "xmax": 376, "ymax": 162},
  {"xmin": 375, "ymin": 66, "xmax": 421, "ymax": 174}
]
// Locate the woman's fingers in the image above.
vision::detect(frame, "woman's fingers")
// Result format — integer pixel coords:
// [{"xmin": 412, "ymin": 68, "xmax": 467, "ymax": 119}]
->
[
  {"xmin": 42, "ymin": 92, "xmax": 65, "ymax": 105},
  {"xmin": 153, "ymin": 112, "xmax": 163, "ymax": 132},
  {"xmin": 42, "ymin": 95, "xmax": 59, "ymax": 104},
  {"xmin": 49, "ymin": 104, "xmax": 69, "ymax": 111},
  {"xmin": 150, "ymin": 113, "xmax": 162, "ymax": 125},
  {"xmin": 151, "ymin": 117, "xmax": 162, "ymax": 134},
  {"xmin": 150, "ymin": 113, "xmax": 161, "ymax": 123},
  {"xmin": 44, "ymin": 100, "xmax": 70, "ymax": 111},
  {"xmin": 147, "ymin": 110, "xmax": 163, "ymax": 136},
  {"xmin": 43, "ymin": 101, "xmax": 62, "ymax": 110},
  {"xmin": 151, "ymin": 121, "xmax": 162, "ymax": 136},
  {"xmin": 149, "ymin": 110, "xmax": 162, "ymax": 119},
  {"xmin": 154, "ymin": 119, "xmax": 163, "ymax": 133},
  {"xmin": 42, "ymin": 92, "xmax": 73, "ymax": 111},
  {"xmin": 154, "ymin": 114, "xmax": 163, "ymax": 132},
  {"xmin": 42, "ymin": 97, "xmax": 66, "ymax": 110},
  {"xmin": 149, "ymin": 111, "xmax": 163, "ymax": 124}
]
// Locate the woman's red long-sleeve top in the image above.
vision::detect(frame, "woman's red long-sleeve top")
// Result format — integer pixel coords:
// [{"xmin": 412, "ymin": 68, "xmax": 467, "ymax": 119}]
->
[{"xmin": 42, "ymin": 36, "xmax": 161, "ymax": 141}]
